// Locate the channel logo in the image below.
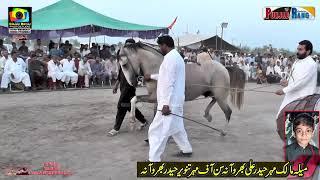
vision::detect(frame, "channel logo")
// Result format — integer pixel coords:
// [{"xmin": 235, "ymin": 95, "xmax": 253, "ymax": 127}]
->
[
  {"xmin": 9, "ymin": 7, "xmax": 30, "ymax": 23},
  {"xmin": 8, "ymin": 7, "xmax": 32, "ymax": 35},
  {"xmin": 263, "ymin": 7, "xmax": 315, "ymax": 20}
]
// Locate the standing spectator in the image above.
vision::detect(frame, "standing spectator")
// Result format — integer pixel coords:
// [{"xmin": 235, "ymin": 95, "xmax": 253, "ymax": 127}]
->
[
  {"xmin": 11, "ymin": 42, "xmax": 18, "ymax": 53},
  {"xmin": 1, "ymin": 51, "xmax": 31, "ymax": 91},
  {"xmin": 256, "ymin": 52, "xmax": 262, "ymax": 64},
  {"xmin": 100, "ymin": 45, "xmax": 111, "ymax": 60},
  {"xmin": 48, "ymin": 40, "xmax": 55, "ymax": 51},
  {"xmin": 60, "ymin": 54, "xmax": 78, "ymax": 87},
  {"xmin": 18, "ymin": 41, "xmax": 29, "ymax": 56},
  {"xmin": 0, "ymin": 39, "xmax": 7, "ymax": 51},
  {"xmin": 90, "ymin": 43, "xmax": 99, "ymax": 57},
  {"xmin": 90, "ymin": 57, "xmax": 104, "ymax": 85}
]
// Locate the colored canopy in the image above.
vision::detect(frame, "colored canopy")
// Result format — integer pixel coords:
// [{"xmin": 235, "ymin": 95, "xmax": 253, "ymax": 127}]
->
[{"xmin": 0, "ymin": 0, "xmax": 168, "ymax": 39}]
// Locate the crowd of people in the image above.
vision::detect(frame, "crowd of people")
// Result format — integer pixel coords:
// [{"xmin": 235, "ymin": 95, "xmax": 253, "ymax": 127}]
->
[
  {"xmin": 179, "ymin": 47, "xmax": 320, "ymax": 85},
  {"xmin": 1, "ymin": 37, "xmax": 320, "ymax": 92},
  {"xmin": 0, "ymin": 39, "xmax": 119, "ymax": 91}
]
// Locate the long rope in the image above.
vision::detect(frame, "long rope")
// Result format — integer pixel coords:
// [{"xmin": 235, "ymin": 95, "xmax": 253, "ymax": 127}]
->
[
  {"xmin": 138, "ymin": 83, "xmax": 279, "ymax": 133},
  {"xmin": 190, "ymin": 83, "xmax": 277, "ymax": 101},
  {"xmin": 189, "ymin": 84, "xmax": 277, "ymax": 94},
  {"xmin": 155, "ymin": 110, "xmax": 223, "ymax": 134}
]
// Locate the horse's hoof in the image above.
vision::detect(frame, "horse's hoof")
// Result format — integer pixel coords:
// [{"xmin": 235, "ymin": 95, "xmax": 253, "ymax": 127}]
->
[{"xmin": 204, "ymin": 114, "xmax": 213, "ymax": 122}]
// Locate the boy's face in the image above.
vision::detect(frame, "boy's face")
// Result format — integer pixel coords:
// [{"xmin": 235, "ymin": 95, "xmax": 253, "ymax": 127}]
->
[{"xmin": 295, "ymin": 124, "xmax": 314, "ymax": 147}]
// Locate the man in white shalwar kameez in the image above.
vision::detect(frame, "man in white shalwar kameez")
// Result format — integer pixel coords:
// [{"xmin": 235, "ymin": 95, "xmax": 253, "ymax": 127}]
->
[
  {"xmin": 78, "ymin": 57, "xmax": 92, "ymax": 88},
  {"xmin": 144, "ymin": 35, "xmax": 192, "ymax": 162},
  {"xmin": 276, "ymin": 40, "xmax": 318, "ymax": 115},
  {"xmin": 60, "ymin": 55, "xmax": 78, "ymax": 86},
  {"xmin": 0, "ymin": 50, "xmax": 10, "ymax": 83},
  {"xmin": 1, "ymin": 51, "xmax": 31, "ymax": 90},
  {"xmin": 47, "ymin": 55, "xmax": 67, "ymax": 89}
]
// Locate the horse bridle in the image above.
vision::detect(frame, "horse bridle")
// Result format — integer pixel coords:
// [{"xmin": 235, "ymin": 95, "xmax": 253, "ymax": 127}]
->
[
  {"xmin": 121, "ymin": 50, "xmax": 143, "ymax": 85},
  {"xmin": 121, "ymin": 42, "xmax": 162, "ymax": 84}
]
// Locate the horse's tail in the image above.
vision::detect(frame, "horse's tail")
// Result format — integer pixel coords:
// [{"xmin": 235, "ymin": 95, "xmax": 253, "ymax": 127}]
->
[{"xmin": 226, "ymin": 66, "xmax": 246, "ymax": 109}]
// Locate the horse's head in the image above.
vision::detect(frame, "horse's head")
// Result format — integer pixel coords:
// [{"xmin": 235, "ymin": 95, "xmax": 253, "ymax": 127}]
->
[
  {"xmin": 117, "ymin": 41, "xmax": 163, "ymax": 87},
  {"xmin": 117, "ymin": 43, "xmax": 142, "ymax": 87}
]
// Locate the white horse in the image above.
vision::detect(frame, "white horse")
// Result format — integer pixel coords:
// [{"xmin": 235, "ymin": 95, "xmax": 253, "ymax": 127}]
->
[{"xmin": 117, "ymin": 42, "xmax": 246, "ymax": 135}]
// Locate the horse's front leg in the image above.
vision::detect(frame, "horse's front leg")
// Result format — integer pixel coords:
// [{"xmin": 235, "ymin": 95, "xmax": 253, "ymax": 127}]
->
[
  {"xmin": 129, "ymin": 95, "xmax": 156, "ymax": 131},
  {"xmin": 129, "ymin": 96, "xmax": 138, "ymax": 131}
]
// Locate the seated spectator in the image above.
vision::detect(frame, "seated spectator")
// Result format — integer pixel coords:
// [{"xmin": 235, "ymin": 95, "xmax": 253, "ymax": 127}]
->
[
  {"xmin": 60, "ymin": 43, "xmax": 69, "ymax": 56},
  {"xmin": 266, "ymin": 63, "xmax": 281, "ymax": 84},
  {"xmin": 274, "ymin": 61, "xmax": 282, "ymax": 76},
  {"xmin": 1, "ymin": 51, "xmax": 31, "ymax": 91},
  {"xmin": 266, "ymin": 63, "xmax": 274, "ymax": 76},
  {"xmin": 47, "ymin": 55, "xmax": 66, "ymax": 89},
  {"xmin": 29, "ymin": 54, "xmax": 47, "ymax": 90},
  {"xmin": 81, "ymin": 44, "xmax": 90, "ymax": 58},
  {"xmin": 60, "ymin": 54, "xmax": 78, "ymax": 87},
  {"xmin": 256, "ymin": 63, "xmax": 266, "ymax": 84},
  {"xmin": 49, "ymin": 43, "xmax": 62, "ymax": 57},
  {"xmin": 78, "ymin": 57, "xmax": 92, "ymax": 88},
  {"xmin": 103, "ymin": 55, "xmax": 118, "ymax": 84},
  {"xmin": 18, "ymin": 41, "xmax": 29, "ymax": 56},
  {"xmin": 73, "ymin": 54, "xmax": 81, "ymax": 71},
  {"xmin": 90, "ymin": 57, "xmax": 104, "ymax": 85}
]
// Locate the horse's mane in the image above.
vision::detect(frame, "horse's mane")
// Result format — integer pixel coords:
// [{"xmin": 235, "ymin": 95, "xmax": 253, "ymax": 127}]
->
[{"xmin": 124, "ymin": 41, "xmax": 163, "ymax": 56}]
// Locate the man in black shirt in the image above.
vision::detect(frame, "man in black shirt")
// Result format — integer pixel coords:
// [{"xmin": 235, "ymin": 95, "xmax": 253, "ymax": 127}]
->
[{"xmin": 108, "ymin": 39, "xmax": 148, "ymax": 136}]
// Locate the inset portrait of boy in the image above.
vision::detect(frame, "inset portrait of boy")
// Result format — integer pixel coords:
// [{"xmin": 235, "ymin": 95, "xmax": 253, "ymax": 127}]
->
[{"xmin": 284, "ymin": 111, "xmax": 320, "ymax": 179}]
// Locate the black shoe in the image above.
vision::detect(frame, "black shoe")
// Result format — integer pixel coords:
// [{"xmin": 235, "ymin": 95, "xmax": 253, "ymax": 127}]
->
[
  {"xmin": 174, "ymin": 151, "xmax": 193, "ymax": 158},
  {"xmin": 25, "ymin": 87, "xmax": 32, "ymax": 91}
]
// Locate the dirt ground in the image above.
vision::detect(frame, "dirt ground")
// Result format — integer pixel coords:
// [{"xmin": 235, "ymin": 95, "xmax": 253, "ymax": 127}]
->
[{"xmin": 0, "ymin": 83, "xmax": 287, "ymax": 180}]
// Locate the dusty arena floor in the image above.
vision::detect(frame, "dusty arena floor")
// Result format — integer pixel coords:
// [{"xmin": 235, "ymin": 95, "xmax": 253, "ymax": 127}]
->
[{"xmin": 0, "ymin": 83, "xmax": 286, "ymax": 180}]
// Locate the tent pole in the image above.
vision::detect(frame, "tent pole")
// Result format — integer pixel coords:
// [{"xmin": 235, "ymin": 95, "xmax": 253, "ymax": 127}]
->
[
  {"xmin": 58, "ymin": 34, "xmax": 62, "ymax": 49},
  {"xmin": 89, "ymin": 24, "xmax": 93, "ymax": 48},
  {"xmin": 215, "ymin": 26, "xmax": 218, "ymax": 51}
]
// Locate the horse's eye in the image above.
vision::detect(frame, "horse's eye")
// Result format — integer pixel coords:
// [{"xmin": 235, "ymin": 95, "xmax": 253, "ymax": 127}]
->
[{"xmin": 121, "ymin": 64, "xmax": 128, "ymax": 69}]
